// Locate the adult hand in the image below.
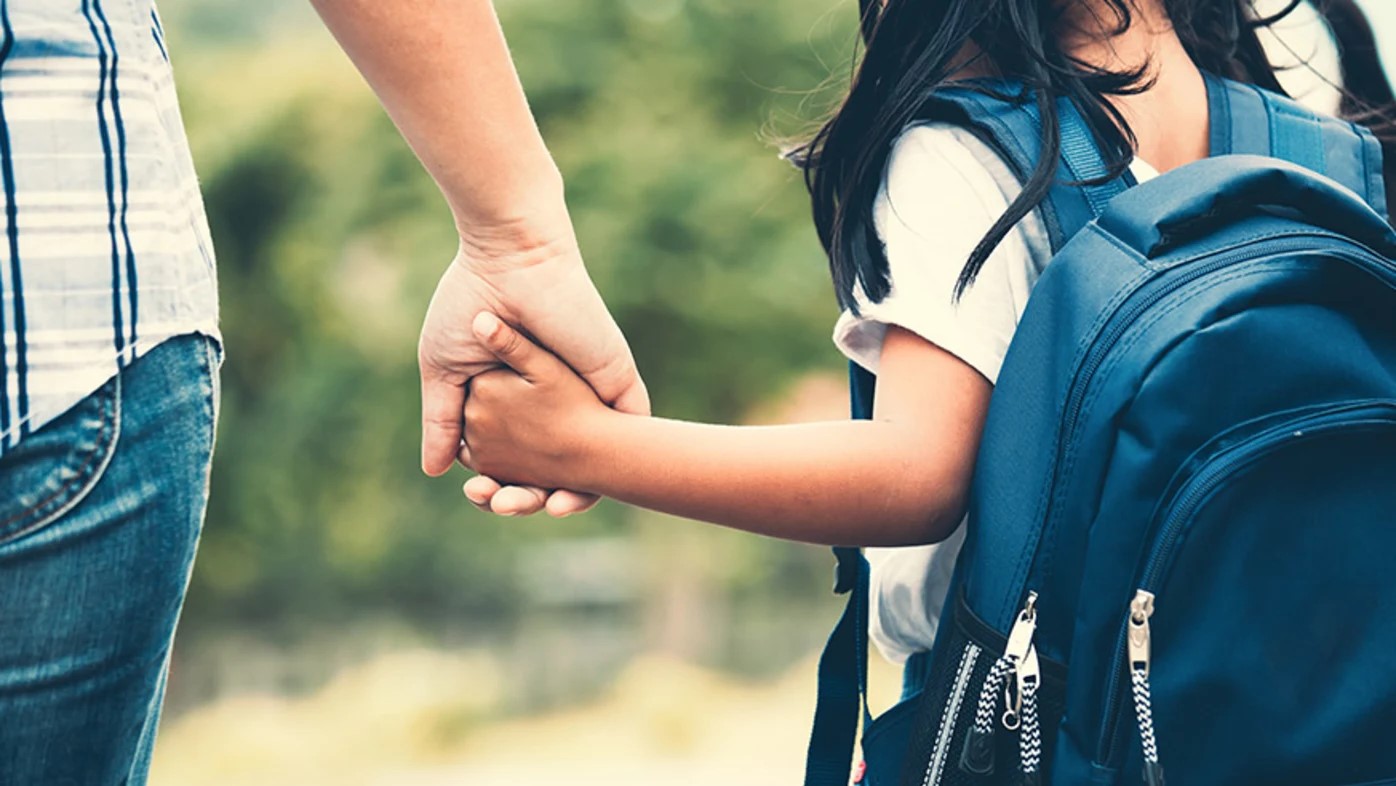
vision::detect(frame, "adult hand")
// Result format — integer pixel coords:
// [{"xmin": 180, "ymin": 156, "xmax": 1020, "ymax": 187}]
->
[
  {"xmin": 419, "ymin": 213, "xmax": 649, "ymax": 516},
  {"xmin": 309, "ymin": 0, "xmax": 646, "ymax": 514}
]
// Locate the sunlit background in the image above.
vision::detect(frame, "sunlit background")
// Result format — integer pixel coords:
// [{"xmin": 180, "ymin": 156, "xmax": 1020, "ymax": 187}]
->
[{"xmin": 147, "ymin": 1, "xmax": 1395, "ymax": 784}]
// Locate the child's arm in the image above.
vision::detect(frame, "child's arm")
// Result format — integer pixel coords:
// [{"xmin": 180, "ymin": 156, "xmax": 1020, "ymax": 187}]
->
[{"xmin": 463, "ymin": 313, "xmax": 991, "ymax": 547}]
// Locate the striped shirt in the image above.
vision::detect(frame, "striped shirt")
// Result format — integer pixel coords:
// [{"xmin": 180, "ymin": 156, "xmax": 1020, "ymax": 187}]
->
[{"xmin": 0, "ymin": 0, "xmax": 218, "ymax": 455}]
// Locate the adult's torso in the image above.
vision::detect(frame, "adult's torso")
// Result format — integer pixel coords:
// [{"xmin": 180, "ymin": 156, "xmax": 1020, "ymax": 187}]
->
[{"xmin": 0, "ymin": 0, "xmax": 218, "ymax": 454}]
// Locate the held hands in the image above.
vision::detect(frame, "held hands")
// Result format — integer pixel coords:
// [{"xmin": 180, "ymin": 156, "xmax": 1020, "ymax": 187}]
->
[
  {"xmin": 419, "ymin": 225, "xmax": 648, "ymax": 516},
  {"xmin": 461, "ymin": 312, "xmax": 613, "ymax": 496}
]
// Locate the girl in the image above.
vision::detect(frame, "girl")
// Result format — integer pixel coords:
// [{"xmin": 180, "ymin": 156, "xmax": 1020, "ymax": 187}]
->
[{"xmin": 460, "ymin": 0, "xmax": 1396, "ymax": 672}]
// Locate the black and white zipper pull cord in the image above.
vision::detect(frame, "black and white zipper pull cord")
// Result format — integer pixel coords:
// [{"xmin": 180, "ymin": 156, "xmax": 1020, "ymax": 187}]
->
[
  {"xmin": 1129, "ymin": 590, "xmax": 1166, "ymax": 786},
  {"xmin": 960, "ymin": 654, "xmax": 1014, "ymax": 776},
  {"xmin": 1017, "ymin": 645, "xmax": 1043, "ymax": 786},
  {"xmin": 960, "ymin": 592, "xmax": 1038, "ymax": 777}
]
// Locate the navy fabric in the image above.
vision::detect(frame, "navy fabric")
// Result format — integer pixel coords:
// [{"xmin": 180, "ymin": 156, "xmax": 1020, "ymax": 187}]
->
[
  {"xmin": 1098, "ymin": 156, "xmax": 1394, "ymax": 256},
  {"xmin": 802, "ymin": 365, "xmax": 876, "ymax": 786},
  {"xmin": 960, "ymin": 101, "xmax": 1396, "ymax": 782},
  {"xmin": 986, "ymin": 174, "xmax": 1396, "ymax": 785},
  {"xmin": 1206, "ymin": 73, "xmax": 1387, "ymax": 218},
  {"xmin": 803, "ymin": 544, "xmax": 871, "ymax": 786},
  {"xmin": 806, "ymin": 74, "xmax": 1396, "ymax": 786}
]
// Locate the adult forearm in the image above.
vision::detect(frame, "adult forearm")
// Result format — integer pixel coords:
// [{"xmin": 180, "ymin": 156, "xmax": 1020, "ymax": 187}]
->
[
  {"xmin": 572, "ymin": 416, "xmax": 964, "ymax": 547},
  {"xmin": 309, "ymin": 0, "xmax": 565, "ymax": 236}
]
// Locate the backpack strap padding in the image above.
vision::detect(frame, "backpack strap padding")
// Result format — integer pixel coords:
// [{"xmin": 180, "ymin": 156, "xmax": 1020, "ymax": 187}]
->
[
  {"xmin": 1057, "ymin": 102, "xmax": 1130, "ymax": 216},
  {"xmin": 1268, "ymin": 97, "xmax": 1327, "ymax": 176},
  {"xmin": 927, "ymin": 84, "xmax": 1132, "ymax": 251},
  {"xmin": 1208, "ymin": 74, "xmax": 1389, "ymax": 220}
]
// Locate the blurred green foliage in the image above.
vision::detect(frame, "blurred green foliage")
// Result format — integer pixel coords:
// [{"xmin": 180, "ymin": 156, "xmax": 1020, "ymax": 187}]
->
[{"xmin": 159, "ymin": 0, "xmax": 859, "ymax": 651}]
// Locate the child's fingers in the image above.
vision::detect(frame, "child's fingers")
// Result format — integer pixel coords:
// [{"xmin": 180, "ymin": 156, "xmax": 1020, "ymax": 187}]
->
[
  {"xmin": 462, "ymin": 471, "xmax": 548, "ymax": 517},
  {"xmin": 545, "ymin": 489, "xmax": 600, "ymax": 517},
  {"xmin": 463, "ymin": 474, "xmax": 501, "ymax": 511},
  {"xmin": 490, "ymin": 485, "xmax": 549, "ymax": 516},
  {"xmin": 472, "ymin": 312, "xmax": 565, "ymax": 381}
]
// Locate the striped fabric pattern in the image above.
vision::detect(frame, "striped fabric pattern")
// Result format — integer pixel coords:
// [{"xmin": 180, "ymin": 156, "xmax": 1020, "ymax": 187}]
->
[{"xmin": 0, "ymin": 0, "xmax": 218, "ymax": 454}]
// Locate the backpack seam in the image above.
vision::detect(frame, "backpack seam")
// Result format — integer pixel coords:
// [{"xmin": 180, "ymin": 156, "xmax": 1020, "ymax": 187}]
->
[{"xmin": 1142, "ymin": 227, "xmax": 1335, "ymax": 272}]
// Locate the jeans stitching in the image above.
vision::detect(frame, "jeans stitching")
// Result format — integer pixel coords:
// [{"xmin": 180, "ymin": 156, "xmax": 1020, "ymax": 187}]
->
[
  {"xmin": 199, "ymin": 335, "xmax": 220, "ymax": 460},
  {"xmin": 0, "ymin": 377, "xmax": 122, "ymax": 541}
]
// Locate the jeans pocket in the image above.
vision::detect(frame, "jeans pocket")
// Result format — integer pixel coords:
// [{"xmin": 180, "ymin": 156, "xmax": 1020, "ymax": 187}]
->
[{"xmin": 0, "ymin": 375, "xmax": 120, "ymax": 544}]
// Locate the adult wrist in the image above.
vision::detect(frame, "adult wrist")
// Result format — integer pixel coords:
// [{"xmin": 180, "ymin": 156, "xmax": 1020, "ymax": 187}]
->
[
  {"xmin": 453, "ymin": 208, "xmax": 582, "ymax": 279},
  {"xmin": 450, "ymin": 165, "xmax": 574, "ymax": 258}
]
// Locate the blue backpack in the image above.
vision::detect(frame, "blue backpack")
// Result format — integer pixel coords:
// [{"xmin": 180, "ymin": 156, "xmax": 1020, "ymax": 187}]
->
[{"xmin": 805, "ymin": 74, "xmax": 1396, "ymax": 786}]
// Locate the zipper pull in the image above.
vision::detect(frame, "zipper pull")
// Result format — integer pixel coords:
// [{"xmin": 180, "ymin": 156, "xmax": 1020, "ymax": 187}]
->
[
  {"xmin": 1015, "ymin": 640, "xmax": 1041, "ymax": 719},
  {"xmin": 1001, "ymin": 592, "xmax": 1039, "ymax": 731},
  {"xmin": 1128, "ymin": 590, "xmax": 1155, "ymax": 675},
  {"xmin": 1127, "ymin": 590, "xmax": 1166, "ymax": 786},
  {"xmin": 960, "ymin": 592, "xmax": 1039, "ymax": 777},
  {"xmin": 1005, "ymin": 591, "xmax": 1039, "ymax": 662}
]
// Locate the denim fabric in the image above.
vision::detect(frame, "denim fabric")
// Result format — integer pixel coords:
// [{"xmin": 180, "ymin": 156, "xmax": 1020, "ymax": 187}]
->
[{"xmin": 0, "ymin": 333, "xmax": 220, "ymax": 786}]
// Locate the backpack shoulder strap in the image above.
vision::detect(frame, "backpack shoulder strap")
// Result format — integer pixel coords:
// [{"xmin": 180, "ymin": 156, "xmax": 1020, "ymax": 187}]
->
[
  {"xmin": 803, "ymin": 372, "xmax": 873, "ymax": 786},
  {"xmin": 803, "ymin": 552, "xmax": 870, "ymax": 786},
  {"xmin": 1206, "ymin": 73, "xmax": 1388, "ymax": 220},
  {"xmin": 921, "ymin": 81, "xmax": 1134, "ymax": 251}
]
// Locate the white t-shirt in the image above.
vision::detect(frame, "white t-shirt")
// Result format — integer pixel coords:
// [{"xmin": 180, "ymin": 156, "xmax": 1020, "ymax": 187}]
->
[{"xmin": 832, "ymin": 5, "xmax": 1344, "ymax": 664}]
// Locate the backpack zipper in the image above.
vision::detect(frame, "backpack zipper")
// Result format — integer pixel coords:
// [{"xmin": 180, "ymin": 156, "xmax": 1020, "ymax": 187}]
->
[
  {"xmin": 1095, "ymin": 400, "xmax": 1396, "ymax": 768},
  {"xmin": 1127, "ymin": 590, "xmax": 1165, "ymax": 786},
  {"xmin": 1035, "ymin": 236, "xmax": 1394, "ymax": 594},
  {"xmin": 923, "ymin": 643, "xmax": 982, "ymax": 786}
]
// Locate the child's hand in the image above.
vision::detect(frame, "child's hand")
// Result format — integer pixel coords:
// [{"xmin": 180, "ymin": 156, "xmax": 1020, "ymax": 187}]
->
[{"xmin": 462, "ymin": 312, "xmax": 613, "ymax": 493}]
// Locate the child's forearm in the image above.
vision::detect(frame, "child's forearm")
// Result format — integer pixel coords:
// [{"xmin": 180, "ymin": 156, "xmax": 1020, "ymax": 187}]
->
[{"xmin": 570, "ymin": 414, "xmax": 967, "ymax": 547}]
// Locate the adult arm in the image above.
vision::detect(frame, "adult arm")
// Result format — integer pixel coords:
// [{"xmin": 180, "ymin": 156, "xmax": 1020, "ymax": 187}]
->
[
  {"xmin": 464, "ymin": 314, "xmax": 989, "ymax": 546},
  {"xmin": 309, "ymin": 0, "xmax": 649, "ymax": 515}
]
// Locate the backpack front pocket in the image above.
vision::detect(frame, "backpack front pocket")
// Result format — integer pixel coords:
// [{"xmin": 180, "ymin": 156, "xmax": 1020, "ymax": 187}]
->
[
  {"xmin": 1091, "ymin": 400, "xmax": 1396, "ymax": 786},
  {"xmin": 896, "ymin": 592, "xmax": 1067, "ymax": 786}
]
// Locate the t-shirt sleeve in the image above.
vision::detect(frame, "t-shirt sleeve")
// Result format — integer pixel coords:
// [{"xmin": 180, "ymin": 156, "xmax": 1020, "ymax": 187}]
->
[{"xmin": 832, "ymin": 123, "xmax": 1041, "ymax": 386}]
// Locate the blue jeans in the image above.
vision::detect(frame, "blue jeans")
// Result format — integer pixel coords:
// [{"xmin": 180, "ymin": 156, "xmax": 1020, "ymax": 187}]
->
[{"xmin": 0, "ymin": 334, "xmax": 219, "ymax": 785}]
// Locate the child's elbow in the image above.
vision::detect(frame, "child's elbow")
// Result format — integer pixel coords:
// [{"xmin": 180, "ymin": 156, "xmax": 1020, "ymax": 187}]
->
[
  {"xmin": 911, "ymin": 504, "xmax": 966, "ymax": 545},
  {"xmin": 881, "ymin": 489, "xmax": 967, "ymax": 546}
]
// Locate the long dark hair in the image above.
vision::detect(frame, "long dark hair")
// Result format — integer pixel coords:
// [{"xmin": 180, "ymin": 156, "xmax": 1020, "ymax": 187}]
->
[
  {"xmin": 794, "ymin": 0, "xmax": 1396, "ymax": 309},
  {"xmin": 1320, "ymin": 0, "xmax": 1396, "ymax": 206}
]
